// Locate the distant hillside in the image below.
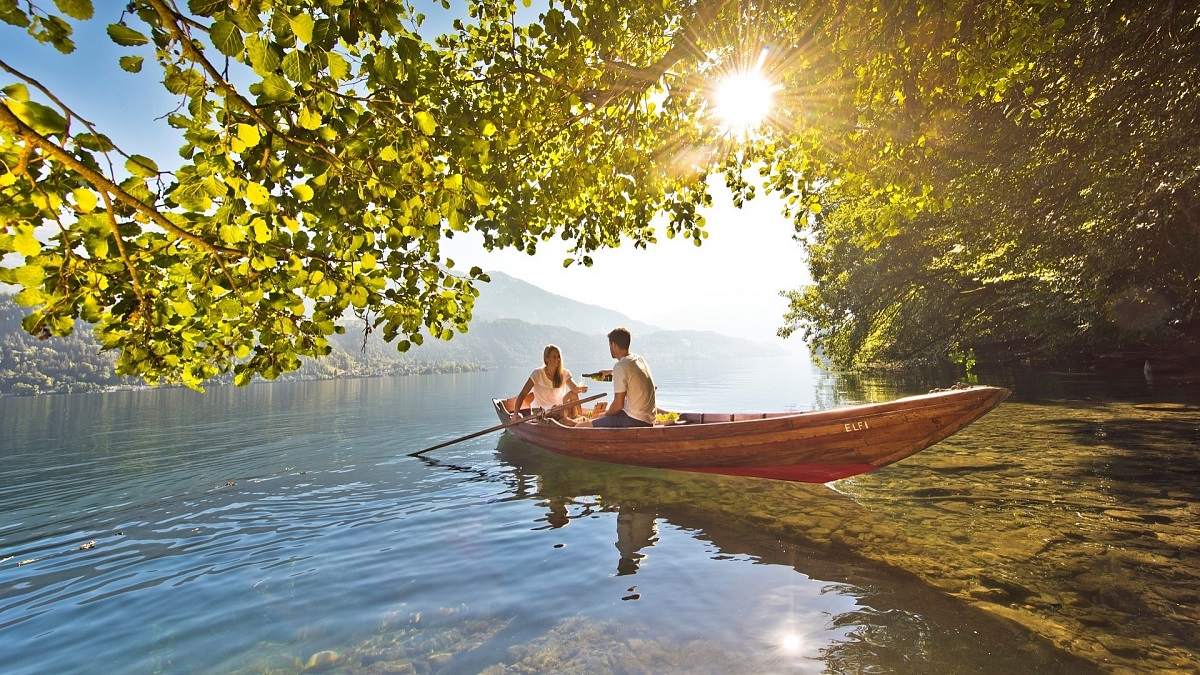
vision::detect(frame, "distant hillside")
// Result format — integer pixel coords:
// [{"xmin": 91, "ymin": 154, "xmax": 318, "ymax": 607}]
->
[
  {"xmin": 1, "ymin": 273, "xmax": 785, "ymax": 394},
  {"xmin": 0, "ymin": 295, "xmax": 127, "ymax": 395},
  {"xmin": 470, "ymin": 270, "xmax": 661, "ymax": 336},
  {"xmin": 334, "ymin": 316, "xmax": 779, "ymax": 374}
]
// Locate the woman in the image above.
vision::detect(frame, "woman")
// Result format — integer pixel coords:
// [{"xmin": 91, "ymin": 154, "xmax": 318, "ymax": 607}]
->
[{"xmin": 508, "ymin": 345, "xmax": 588, "ymax": 421}]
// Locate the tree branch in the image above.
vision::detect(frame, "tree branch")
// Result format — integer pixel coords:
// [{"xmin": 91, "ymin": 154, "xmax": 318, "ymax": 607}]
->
[
  {"xmin": 0, "ymin": 102, "xmax": 241, "ymax": 256},
  {"xmin": 581, "ymin": 0, "xmax": 735, "ymax": 105},
  {"xmin": 144, "ymin": 0, "xmax": 343, "ymax": 169}
]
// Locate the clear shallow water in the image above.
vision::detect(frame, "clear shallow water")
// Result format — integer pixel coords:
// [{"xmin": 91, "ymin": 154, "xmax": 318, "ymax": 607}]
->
[{"xmin": 0, "ymin": 357, "xmax": 1195, "ymax": 673}]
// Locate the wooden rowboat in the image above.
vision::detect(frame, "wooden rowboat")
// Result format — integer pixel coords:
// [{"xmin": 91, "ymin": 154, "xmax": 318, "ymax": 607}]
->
[{"xmin": 491, "ymin": 385, "xmax": 1010, "ymax": 483}]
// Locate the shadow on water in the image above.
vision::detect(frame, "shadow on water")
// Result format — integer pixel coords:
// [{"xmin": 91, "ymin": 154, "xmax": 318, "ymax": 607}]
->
[
  {"xmin": 487, "ymin": 435, "xmax": 1104, "ymax": 674},
  {"xmin": 1052, "ymin": 414, "xmax": 1200, "ymax": 490}
]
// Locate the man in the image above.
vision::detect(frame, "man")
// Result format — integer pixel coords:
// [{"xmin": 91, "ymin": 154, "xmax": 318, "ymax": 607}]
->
[{"xmin": 580, "ymin": 327, "xmax": 656, "ymax": 428}]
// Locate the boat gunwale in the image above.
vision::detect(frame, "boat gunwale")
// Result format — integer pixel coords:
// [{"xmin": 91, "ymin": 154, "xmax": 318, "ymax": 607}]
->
[{"xmin": 492, "ymin": 386, "xmax": 1009, "ymax": 439}]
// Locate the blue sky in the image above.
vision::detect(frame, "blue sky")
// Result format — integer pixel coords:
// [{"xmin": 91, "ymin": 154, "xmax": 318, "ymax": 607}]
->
[{"xmin": 1, "ymin": 7, "xmax": 810, "ymax": 345}]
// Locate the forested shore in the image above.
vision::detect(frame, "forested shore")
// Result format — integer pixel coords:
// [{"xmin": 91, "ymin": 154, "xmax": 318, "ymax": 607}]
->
[{"xmin": 0, "ymin": 294, "xmax": 482, "ymax": 396}]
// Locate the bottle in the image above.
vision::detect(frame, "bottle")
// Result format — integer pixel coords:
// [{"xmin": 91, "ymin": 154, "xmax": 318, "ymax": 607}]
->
[{"xmin": 583, "ymin": 371, "xmax": 612, "ymax": 382}]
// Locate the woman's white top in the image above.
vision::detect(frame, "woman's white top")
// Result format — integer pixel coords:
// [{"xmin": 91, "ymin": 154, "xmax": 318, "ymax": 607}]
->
[{"xmin": 529, "ymin": 367, "xmax": 572, "ymax": 409}]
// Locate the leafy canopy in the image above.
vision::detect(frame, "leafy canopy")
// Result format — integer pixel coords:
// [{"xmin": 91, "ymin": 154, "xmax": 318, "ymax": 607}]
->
[
  {"xmin": 2, "ymin": 0, "xmax": 1071, "ymax": 386},
  {"xmin": 780, "ymin": 1, "xmax": 1200, "ymax": 367}
]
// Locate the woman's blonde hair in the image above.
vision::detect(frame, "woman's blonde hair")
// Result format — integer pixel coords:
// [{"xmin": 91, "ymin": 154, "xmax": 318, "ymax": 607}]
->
[{"xmin": 543, "ymin": 344, "xmax": 564, "ymax": 388}]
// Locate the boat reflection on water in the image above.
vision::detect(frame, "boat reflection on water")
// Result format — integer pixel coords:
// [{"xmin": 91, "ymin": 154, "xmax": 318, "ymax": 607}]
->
[
  {"xmin": 506, "ymin": 450, "xmax": 659, "ymax": 577},
  {"xmin": 492, "ymin": 434, "xmax": 1104, "ymax": 674}
]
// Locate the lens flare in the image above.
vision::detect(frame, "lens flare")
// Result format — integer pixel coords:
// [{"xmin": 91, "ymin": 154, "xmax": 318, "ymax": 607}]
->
[{"xmin": 712, "ymin": 69, "xmax": 775, "ymax": 135}]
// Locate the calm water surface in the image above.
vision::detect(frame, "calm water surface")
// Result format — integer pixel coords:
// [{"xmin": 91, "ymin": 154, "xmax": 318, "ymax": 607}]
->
[{"xmin": 1, "ymin": 356, "xmax": 1196, "ymax": 673}]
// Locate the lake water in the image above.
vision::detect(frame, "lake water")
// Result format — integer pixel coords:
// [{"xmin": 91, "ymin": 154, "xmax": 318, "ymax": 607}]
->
[{"xmin": 1, "ymin": 356, "xmax": 1197, "ymax": 673}]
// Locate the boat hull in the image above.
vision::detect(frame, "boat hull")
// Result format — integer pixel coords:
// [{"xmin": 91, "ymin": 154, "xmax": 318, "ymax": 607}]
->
[{"xmin": 492, "ymin": 386, "xmax": 1011, "ymax": 482}]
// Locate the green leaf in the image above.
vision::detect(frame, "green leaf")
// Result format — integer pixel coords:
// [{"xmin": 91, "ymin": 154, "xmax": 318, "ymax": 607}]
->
[
  {"xmin": 74, "ymin": 132, "xmax": 114, "ymax": 151},
  {"xmin": 210, "ymin": 19, "xmax": 244, "ymax": 57},
  {"xmin": 171, "ymin": 173, "xmax": 213, "ymax": 211},
  {"xmin": 14, "ymin": 288, "xmax": 48, "ymax": 306},
  {"xmin": 298, "ymin": 107, "xmax": 322, "ymax": 130},
  {"xmin": 12, "ymin": 264, "xmax": 45, "ymax": 286},
  {"xmin": 203, "ymin": 176, "xmax": 228, "ymax": 198},
  {"xmin": 118, "ymin": 55, "xmax": 144, "ymax": 73},
  {"xmin": 219, "ymin": 223, "xmax": 247, "ymax": 244},
  {"xmin": 188, "ymin": 0, "xmax": 225, "ymax": 17},
  {"xmin": 246, "ymin": 182, "xmax": 271, "ymax": 205},
  {"xmin": 259, "ymin": 74, "xmax": 295, "ymax": 102},
  {"xmin": 47, "ymin": 314, "xmax": 75, "ymax": 335},
  {"xmin": 13, "ymin": 231, "xmax": 41, "ymax": 256},
  {"xmin": 414, "ymin": 111, "xmax": 437, "ymax": 135},
  {"xmin": 87, "ymin": 232, "xmax": 109, "ymax": 258},
  {"xmin": 125, "ymin": 155, "xmax": 159, "ymax": 178},
  {"xmin": 291, "ymin": 183, "xmax": 314, "ymax": 201},
  {"xmin": 72, "ymin": 188, "xmax": 97, "ymax": 213},
  {"xmin": 236, "ymin": 123, "xmax": 261, "ymax": 147},
  {"xmin": 289, "ymin": 13, "xmax": 315, "ymax": 44},
  {"xmin": 2, "ymin": 5, "xmax": 30, "ymax": 30},
  {"xmin": 5, "ymin": 99, "xmax": 67, "ymax": 135},
  {"xmin": 326, "ymin": 52, "xmax": 349, "ymax": 80},
  {"xmin": 53, "ymin": 0, "xmax": 93, "ymax": 20},
  {"xmin": 281, "ymin": 50, "xmax": 314, "ymax": 83},
  {"xmin": 251, "ymin": 218, "xmax": 270, "ymax": 243},
  {"xmin": 2, "ymin": 83, "xmax": 30, "ymax": 101},
  {"xmin": 173, "ymin": 299, "xmax": 197, "ymax": 318},
  {"xmin": 245, "ymin": 34, "xmax": 282, "ymax": 76},
  {"xmin": 107, "ymin": 23, "xmax": 149, "ymax": 47}
]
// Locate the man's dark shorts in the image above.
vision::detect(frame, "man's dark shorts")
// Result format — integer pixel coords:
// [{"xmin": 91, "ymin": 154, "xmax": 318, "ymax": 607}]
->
[{"xmin": 591, "ymin": 411, "xmax": 653, "ymax": 428}]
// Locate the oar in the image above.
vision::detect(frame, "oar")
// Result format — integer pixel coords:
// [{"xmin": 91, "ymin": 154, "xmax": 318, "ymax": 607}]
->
[{"xmin": 410, "ymin": 392, "xmax": 606, "ymax": 457}]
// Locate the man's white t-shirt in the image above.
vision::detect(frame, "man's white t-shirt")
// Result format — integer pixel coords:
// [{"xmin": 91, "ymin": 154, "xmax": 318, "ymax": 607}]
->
[
  {"xmin": 612, "ymin": 354, "xmax": 656, "ymax": 425},
  {"xmin": 529, "ymin": 368, "xmax": 573, "ymax": 409}
]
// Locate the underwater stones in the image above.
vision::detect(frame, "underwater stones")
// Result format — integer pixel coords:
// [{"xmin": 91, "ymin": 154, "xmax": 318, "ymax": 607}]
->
[
  {"xmin": 1025, "ymin": 592, "xmax": 1065, "ymax": 610},
  {"xmin": 989, "ymin": 525, "xmax": 1058, "ymax": 560},
  {"xmin": 303, "ymin": 650, "xmax": 341, "ymax": 671},
  {"xmin": 1102, "ymin": 508, "xmax": 1143, "ymax": 521},
  {"xmin": 967, "ymin": 585, "xmax": 1009, "ymax": 602},
  {"xmin": 932, "ymin": 500, "xmax": 974, "ymax": 516},
  {"xmin": 1093, "ymin": 632, "xmax": 1149, "ymax": 659}
]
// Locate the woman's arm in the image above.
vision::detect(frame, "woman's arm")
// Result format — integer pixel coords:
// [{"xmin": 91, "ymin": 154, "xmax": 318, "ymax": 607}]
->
[
  {"xmin": 566, "ymin": 376, "xmax": 588, "ymax": 395},
  {"xmin": 510, "ymin": 377, "xmax": 535, "ymax": 418}
]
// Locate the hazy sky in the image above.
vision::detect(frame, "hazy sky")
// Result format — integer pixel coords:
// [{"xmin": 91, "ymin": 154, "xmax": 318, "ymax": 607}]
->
[
  {"xmin": 442, "ymin": 185, "xmax": 810, "ymax": 344},
  {"xmin": 1, "ymin": 12, "xmax": 811, "ymax": 347}
]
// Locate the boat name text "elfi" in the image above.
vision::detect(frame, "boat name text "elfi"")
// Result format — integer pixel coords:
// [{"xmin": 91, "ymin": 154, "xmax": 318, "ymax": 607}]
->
[{"xmin": 844, "ymin": 420, "xmax": 869, "ymax": 432}]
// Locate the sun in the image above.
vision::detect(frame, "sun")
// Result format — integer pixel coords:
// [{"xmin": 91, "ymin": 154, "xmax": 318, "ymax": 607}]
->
[{"xmin": 711, "ymin": 69, "xmax": 776, "ymax": 136}]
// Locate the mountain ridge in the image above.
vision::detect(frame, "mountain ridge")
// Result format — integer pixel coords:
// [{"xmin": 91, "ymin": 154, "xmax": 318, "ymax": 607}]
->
[
  {"xmin": 470, "ymin": 270, "xmax": 662, "ymax": 336},
  {"xmin": 0, "ymin": 272, "xmax": 788, "ymax": 394}
]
